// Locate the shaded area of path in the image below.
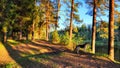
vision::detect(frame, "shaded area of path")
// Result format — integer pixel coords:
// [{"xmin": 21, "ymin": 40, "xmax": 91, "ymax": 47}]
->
[{"xmin": 0, "ymin": 40, "xmax": 120, "ymax": 68}]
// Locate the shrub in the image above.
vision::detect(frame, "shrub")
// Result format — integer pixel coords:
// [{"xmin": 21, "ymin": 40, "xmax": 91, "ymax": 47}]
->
[
  {"xmin": 51, "ymin": 30, "xmax": 60, "ymax": 44},
  {"xmin": 60, "ymin": 31, "xmax": 69, "ymax": 45},
  {"xmin": 72, "ymin": 34, "xmax": 83, "ymax": 45}
]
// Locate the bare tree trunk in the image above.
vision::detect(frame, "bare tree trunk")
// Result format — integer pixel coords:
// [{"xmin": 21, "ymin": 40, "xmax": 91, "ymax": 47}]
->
[
  {"xmin": 55, "ymin": 0, "xmax": 60, "ymax": 30},
  {"xmin": 19, "ymin": 22, "xmax": 22, "ymax": 40},
  {"xmin": 108, "ymin": 0, "xmax": 114, "ymax": 61},
  {"xmin": 19, "ymin": 31, "xmax": 22, "ymax": 40},
  {"xmin": 38, "ymin": 27, "xmax": 41, "ymax": 39},
  {"xmin": 11, "ymin": 31, "xmax": 14, "ymax": 39},
  {"xmin": 46, "ymin": 22, "xmax": 49, "ymax": 41},
  {"xmin": 31, "ymin": 0, "xmax": 36, "ymax": 40},
  {"xmin": 91, "ymin": 0, "xmax": 97, "ymax": 54},
  {"xmin": 4, "ymin": 32, "xmax": 7, "ymax": 43},
  {"xmin": 69, "ymin": 0, "xmax": 74, "ymax": 43},
  {"xmin": 46, "ymin": 1, "xmax": 49, "ymax": 41},
  {"xmin": 32, "ymin": 23, "xmax": 35, "ymax": 40},
  {"xmin": 26, "ymin": 32, "xmax": 29, "ymax": 40}
]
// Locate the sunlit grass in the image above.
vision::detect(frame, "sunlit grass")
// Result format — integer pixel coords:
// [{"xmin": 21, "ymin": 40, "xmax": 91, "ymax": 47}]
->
[
  {"xmin": 3, "ymin": 63, "xmax": 20, "ymax": 68},
  {"xmin": 7, "ymin": 39, "xmax": 31, "ymax": 46},
  {"xmin": 95, "ymin": 52, "xmax": 120, "ymax": 64},
  {"xmin": 7, "ymin": 39, "xmax": 20, "ymax": 46},
  {"xmin": 95, "ymin": 52, "xmax": 108, "ymax": 57},
  {"xmin": 39, "ymin": 49, "xmax": 50, "ymax": 53},
  {"xmin": 0, "ymin": 42, "xmax": 4, "ymax": 49}
]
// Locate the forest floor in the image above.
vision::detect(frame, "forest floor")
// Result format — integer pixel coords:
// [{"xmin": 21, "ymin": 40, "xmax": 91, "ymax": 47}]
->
[{"xmin": 0, "ymin": 40, "xmax": 120, "ymax": 68}]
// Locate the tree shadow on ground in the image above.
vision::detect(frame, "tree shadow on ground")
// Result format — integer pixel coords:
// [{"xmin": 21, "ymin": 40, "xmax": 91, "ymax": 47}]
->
[
  {"xmin": 3, "ymin": 42, "xmax": 55, "ymax": 68},
  {"xmin": 3, "ymin": 40, "xmax": 72, "ymax": 68},
  {"xmin": 74, "ymin": 50, "xmax": 120, "ymax": 68},
  {"xmin": 3, "ymin": 40, "xmax": 120, "ymax": 68}
]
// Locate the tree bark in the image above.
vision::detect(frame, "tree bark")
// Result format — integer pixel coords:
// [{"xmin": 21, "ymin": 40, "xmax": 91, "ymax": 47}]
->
[
  {"xmin": 4, "ymin": 32, "xmax": 7, "ymax": 43},
  {"xmin": 46, "ymin": 22, "xmax": 49, "ymax": 41},
  {"xmin": 19, "ymin": 22, "xmax": 22, "ymax": 40},
  {"xmin": 32, "ymin": 0, "xmax": 36, "ymax": 40},
  {"xmin": 32, "ymin": 23, "xmax": 35, "ymax": 40},
  {"xmin": 108, "ymin": 0, "xmax": 114, "ymax": 61},
  {"xmin": 55, "ymin": 0, "xmax": 60, "ymax": 30},
  {"xmin": 46, "ymin": 1, "xmax": 49, "ymax": 41},
  {"xmin": 19, "ymin": 31, "xmax": 22, "ymax": 40},
  {"xmin": 91, "ymin": 0, "xmax": 97, "ymax": 54},
  {"xmin": 69, "ymin": 0, "xmax": 74, "ymax": 43},
  {"xmin": 38, "ymin": 27, "xmax": 41, "ymax": 39},
  {"xmin": 26, "ymin": 33, "xmax": 29, "ymax": 40},
  {"xmin": 31, "ymin": 0, "xmax": 36, "ymax": 40}
]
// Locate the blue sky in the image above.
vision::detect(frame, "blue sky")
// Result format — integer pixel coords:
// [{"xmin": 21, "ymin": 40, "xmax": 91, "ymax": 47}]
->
[
  {"xmin": 57, "ymin": 0, "xmax": 120, "ymax": 30},
  {"xmin": 58, "ymin": 0, "xmax": 94, "ymax": 30}
]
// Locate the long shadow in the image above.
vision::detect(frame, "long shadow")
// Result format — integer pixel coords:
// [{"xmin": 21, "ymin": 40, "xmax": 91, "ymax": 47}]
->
[
  {"xmin": 4, "ymin": 40, "xmax": 120, "ymax": 68},
  {"xmin": 19, "ymin": 40, "xmax": 72, "ymax": 53},
  {"xmin": 25, "ymin": 40, "xmax": 120, "ymax": 68},
  {"xmin": 3, "ymin": 42, "xmax": 48, "ymax": 68},
  {"xmin": 3, "ymin": 40, "xmax": 72, "ymax": 68},
  {"xmin": 30, "ymin": 41, "xmax": 72, "ymax": 53},
  {"xmin": 74, "ymin": 50, "xmax": 120, "ymax": 67},
  {"xmin": 22, "ymin": 51, "xmax": 74, "ymax": 68}
]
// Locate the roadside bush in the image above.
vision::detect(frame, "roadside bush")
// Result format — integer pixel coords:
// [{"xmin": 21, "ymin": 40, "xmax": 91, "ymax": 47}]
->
[
  {"xmin": 60, "ymin": 31, "xmax": 69, "ymax": 45},
  {"xmin": 51, "ymin": 30, "xmax": 60, "ymax": 44},
  {"xmin": 72, "ymin": 34, "xmax": 83, "ymax": 45}
]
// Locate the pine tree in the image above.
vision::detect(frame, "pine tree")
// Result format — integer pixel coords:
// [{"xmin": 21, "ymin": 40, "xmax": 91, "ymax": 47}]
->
[{"xmin": 108, "ymin": 0, "xmax": 115, "ymax": 61}]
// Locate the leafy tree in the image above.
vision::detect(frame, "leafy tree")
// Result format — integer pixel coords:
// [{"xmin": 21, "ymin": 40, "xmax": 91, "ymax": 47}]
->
[
  {"xmin": 40, "ymin": 0, "xmax": 55, "ymax": 41},
  {"xmin": 0, "ymin": 0, "xmax": 18, "ymax": 42},
  {"xmin": 85, "ymin": 0, "xmax": 108, "ymax": 53},
  {"xmin": 60, "ymin": 31, "xmax": 70, "ymax": 45},
  {"xmin": 69, "ymin": 0, "xmax": 74, "ymax": 44},
  {"xmin": 51, "ymin": 0, "xmax": 60, "ymax": 30},
  {"xmin": 62, "ymin": 0, "xmax": 82, "ymax": 50},
  {"xmin": 97, "ymin": 21, "xmax": 108, "ymax": 40},
  {"xmin": 91, "ymin": 0, "xmax": 97, "ymax": 54}
]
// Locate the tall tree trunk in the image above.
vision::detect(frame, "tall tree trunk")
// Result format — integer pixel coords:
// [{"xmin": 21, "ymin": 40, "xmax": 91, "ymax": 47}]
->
[
  {"xmin": 91, "ymin": 0, "xmax": 97, "ymax": 54},
  {"xmin": 19, "ymin": 30, "xmax": 22, "ymax": 40},
  {"xmin": 31, "ymin": 0, "xmax": 36, "ymax": 40},
  {"xmin": 3, "ymin": 32, "xmax": 7, "ymax": 43},
  {"xmin": 108, "ymin": 0, "xmax": 114, "ymax": 61},
  {"xmin": 32, "ymin": 23, "xmax": 35, "ymax": 40},
  {"xmin": 19, "ymin": 22, "xmax": 22, "ymax": 40},
  {"xmin": 12, "ymin": 31, "xmax": 15, "ymax": 39},
  {"xmin": 46, "ymin": 1, "xmax": 49, "ymax": 41},
  {"xmin": 55, "ymin": 0, "xmax": 60, "ymax": 30},
  {"xmin": 26, "ymin": 32, "xmax": 29, "ymax": 40},
  {"xmin": 46, "ymin": 22, "xmax": 49, "ymax": 41},
  {"xmin": 38, "ymin": 27, "xmax": 41, "ymax": 39},
  {"xmin": 69, "ymin": 0, "xmax": 74, "ymax": 43}
]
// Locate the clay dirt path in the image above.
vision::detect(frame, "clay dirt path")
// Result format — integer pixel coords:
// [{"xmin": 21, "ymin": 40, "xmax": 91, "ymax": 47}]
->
[{"xmin": 0, "ymin": 40, "xmax": 120, "ymax": 68}]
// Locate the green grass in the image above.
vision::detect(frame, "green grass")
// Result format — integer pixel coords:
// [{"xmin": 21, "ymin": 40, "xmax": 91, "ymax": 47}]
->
[
  {"xmin": 95, "ymin": 52, "xmax": 108, "ymax": 57},
  {"xmin": 7, "ymin": 39, "xmax": 20, "ymax": 46},
  {"xmin": 0, "ymin": 63, "xmax": 20, "ymax": 68},
  {"xmin": 17, "ymin": 54, "xmax": 51, "ymax": 62},
  {"xmin": 0, "ymin": 42, "xmax": 4, "ymax": 49},
  {"xmin": 17, "ymin": 51, "xmax": 65, "ymax": 64},
  {"xmin": 7, "ymin": 39, "xmax": 31, "ymax": 46}
]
